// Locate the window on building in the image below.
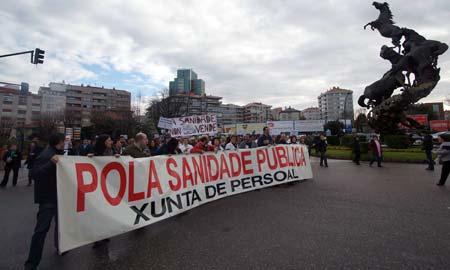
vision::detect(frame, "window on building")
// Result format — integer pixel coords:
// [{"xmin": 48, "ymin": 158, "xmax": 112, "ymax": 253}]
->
[
  {"xmin": 3, "ymin": 96, "xmax": 14, "ymax": 102},
  {"xmin": 19, "ymin": 96, "xmax": 28, "ymax": 104}
]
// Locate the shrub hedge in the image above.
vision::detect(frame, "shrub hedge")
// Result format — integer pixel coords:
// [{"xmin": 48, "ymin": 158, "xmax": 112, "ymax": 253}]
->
[{"xmin": 383, "ymin": 135, "xmax": 410, "ymax": 149}]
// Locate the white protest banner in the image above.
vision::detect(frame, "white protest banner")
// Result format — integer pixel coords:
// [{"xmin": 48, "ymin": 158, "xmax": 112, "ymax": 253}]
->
[
  {"xmin": 236, "ymin": 123, "xmax": 266, "ymax": 135},
  {"xmin": 267, "ymin": 121, "xmax": 294, "ymax": 135},
  {"xmin": 169, "ymin": 114, "xmax": 217, "ymax": 136},
  {"xmin": 294, "ymin": 120, "xmax": 325, "ymax": 132},
  {"xmin": 57, "ymin": 145, "xmax": 313, "ymax": 252},
  {"xmin": 157, "ymin": 117, "xmax": 173, "ymax": 130}
]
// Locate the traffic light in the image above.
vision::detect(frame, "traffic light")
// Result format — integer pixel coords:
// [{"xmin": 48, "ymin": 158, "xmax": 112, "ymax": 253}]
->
[{"xmin": 33, "ymin": 48, "xmax": 45, "ymax": 64}]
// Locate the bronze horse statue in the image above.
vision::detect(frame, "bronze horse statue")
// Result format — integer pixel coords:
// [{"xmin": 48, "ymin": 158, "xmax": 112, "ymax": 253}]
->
[
  {"xmin": 364, "ymin": 2, "xmax": 403, "ymax": 50},
  {"xmin": 361, "ymin": 2, "xmax": 448, "ymax": 134},
  {"xmin": 358, "ymin": 46, "xmax": 405, "ymax": 108}
]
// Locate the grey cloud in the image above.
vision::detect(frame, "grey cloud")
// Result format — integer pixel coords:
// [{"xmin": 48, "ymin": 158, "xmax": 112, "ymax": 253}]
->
[{"xmin": 0, "ymin": 0, "xmax": 449, "ymax": 110}]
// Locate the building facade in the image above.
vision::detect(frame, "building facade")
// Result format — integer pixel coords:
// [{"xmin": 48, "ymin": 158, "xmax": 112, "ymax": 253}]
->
[
  {"xmin": 39, "ymin": 82, "xmax": 66, "ymax": 114},
  {"xmin": 218, "ymin": 104, "xmax": 244, "ymax": 126},
  {"xmin": 38, "ymin": 83, "xmax": 131, "ymax": 127},
  {"xmin": 279, "ymin": 107, "xmax": 302, "ymax": 121},
  {"xmin": 243, "ymin": 102, "xmax": 272, "ymax": 123},
  {"xmin": 167, "ymin": 93, "xmax": 222, "ymax": 118},
  {"xmin": 169, "ymin": 69, "xmax": 205, "ymax": 96},
  {"xmin": 318, "ymin": 87, "xmax": 354, "ymax": 121},
  {"xmin": 0, "ymin": 83, "xmax": 41, "ymax": 132},
  {"xmin": 302, "ymin": 107, "xmax": 321, "ymax": 120},
  {"xmin": 64, "ymin": 84, "xmax": 131, "ymax": 127}
]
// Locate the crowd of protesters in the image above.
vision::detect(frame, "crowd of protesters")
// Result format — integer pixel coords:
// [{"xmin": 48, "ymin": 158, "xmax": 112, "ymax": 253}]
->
[
  {"xmin": 0, "ymin": 128, "xmax": 448, "ymax": 270},
  {"xmin": 44, "ymin": 128, "xmax": 315, "ymax": 159}
]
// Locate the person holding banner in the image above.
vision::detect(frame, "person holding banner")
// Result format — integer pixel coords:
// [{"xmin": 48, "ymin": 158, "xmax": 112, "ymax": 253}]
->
[
  {"xmin": 257, "ymin": 127, "xmax": 273, "ymax": 147},
  {"xmin": 290, "ymin": 135, "xmax": 298, "ymax": 145},
  {"xmin": 239, "ymin": 134, "xmax": 257, "ymax": 149},
  {"xmin": 123, "ymin": 132, "xmax": 150, "ymax": 158},
  {"xmin": 225, "ymin": 135, "xmax": 238, "ymax": 151},
  {"xmin": 88, "ymin": 134, "xmax": 120, "ymax": 248},
  {"xmin": 212, "ymin": 137, "xmax": 224, "ymax": 152},
  {"xmin": 24, "ymin": 133, "xmax": 65, "ymax": 270},
  {"xmin": 179, "ymin": 138, "xmax": 193, "ymax": 154},
  {"xmin": 191, "ymin": 137, "xmax": 209, "ymax": 154},
  {"xmin": 165, "ymin": 138, "xmax": 182, "ymax": 155}
]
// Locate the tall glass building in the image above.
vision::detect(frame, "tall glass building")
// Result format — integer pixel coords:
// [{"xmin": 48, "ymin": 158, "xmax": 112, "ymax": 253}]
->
[{"xmin": 169, "ymin": 69, "xmax": 205, "ymax": 96}]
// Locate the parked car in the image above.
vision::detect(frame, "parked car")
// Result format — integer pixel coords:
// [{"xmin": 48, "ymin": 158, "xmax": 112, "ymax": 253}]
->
[
  {"xmin": 408, "ymin": 133, "xmax": 423, "ymax": 146},
  {"xmin": 432, "ymin": 131, "xmax": 450, "ymax": 144}
]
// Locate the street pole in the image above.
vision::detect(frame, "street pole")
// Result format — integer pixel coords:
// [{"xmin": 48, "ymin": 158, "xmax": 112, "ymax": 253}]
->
[
  {"xmin": 0, "ymin": 48, "xmax": 45, "ymax": 64},
  {"xmin": 0, "ymin": 50, "xmax": 34, "ymax": 63}
]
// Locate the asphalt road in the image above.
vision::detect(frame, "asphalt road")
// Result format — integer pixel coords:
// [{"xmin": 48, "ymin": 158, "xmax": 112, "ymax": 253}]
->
[{"xmin": 1, "ymin": 159, "xmax": 450, "ymax": 270}]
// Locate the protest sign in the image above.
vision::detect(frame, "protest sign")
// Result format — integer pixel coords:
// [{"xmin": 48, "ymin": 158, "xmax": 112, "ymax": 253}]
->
[
  {"xmin": 57, "ymin": 145, "xmax": 312, "ymax": 252},
  {"xmin": 294, "ymin": 120, "xmax": 325, "ymax": 132},
  {"xmin": 157, "ymin": 117, "xmax": 173, "ymax": 130},
  {"xmin": 169, "ymin": 114, "xmax": 217, "ymax": 136},
  {"xmin": 266, "ymin": 121, "xmax": 294, "ymax": 135}
]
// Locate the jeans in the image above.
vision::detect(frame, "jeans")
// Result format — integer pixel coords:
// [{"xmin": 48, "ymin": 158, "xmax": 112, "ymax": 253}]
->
[
  {"xmin": 353, "ymin": 152, "xmax": 361, "ymax": 165},
  {"xmin": 439, "ymin": 161, "xmax": 450, "ymax": 185},
  {"xmin": 1, "ymin": 166, "xmax": 19, "ymax": 187},
  {"xmin": 370, "ymin": 154, "xmax": 382, "ymax": 167},
  {"xmin": 320, "ymin": 151, "xmax": 328, "ymax": 167},
  {"xmin": 425, "ymin": 150, "xmax": 434, "ymax": 169},
  {"xmin": 24, "ymin": 203, "xmax": 58, "ymax": 270}
]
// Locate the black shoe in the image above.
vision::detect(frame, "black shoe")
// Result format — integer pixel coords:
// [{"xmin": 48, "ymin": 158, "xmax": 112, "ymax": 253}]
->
[
  {"xmin": 426, "ymin": 168, "xmax": 434, "ymax": 171},
  {"xmin": 436, "ymin": 182, "xmax": 445, "ymax": 186},
  {"xmin": 378, "ymin": 165, "xmax": 382, "ymax": 167},
  {"xmin": 319, "ymin": 164, "xmax": 323, "ymax": 167}
]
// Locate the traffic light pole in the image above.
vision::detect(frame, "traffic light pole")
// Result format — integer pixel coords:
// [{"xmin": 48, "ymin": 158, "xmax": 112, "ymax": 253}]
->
[
  {"xmin": 0, "ymin": 50, "xmax": 34, "ymax": 62},
  {"xmin": 0, "ymin": 48, "xmax": 44, "ymax": 64}
]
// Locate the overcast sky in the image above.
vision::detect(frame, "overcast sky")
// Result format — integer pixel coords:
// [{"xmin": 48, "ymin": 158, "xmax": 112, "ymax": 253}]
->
[{"xmin": 1, "ymin": 0, "xmax": 449, "ymax": 111}]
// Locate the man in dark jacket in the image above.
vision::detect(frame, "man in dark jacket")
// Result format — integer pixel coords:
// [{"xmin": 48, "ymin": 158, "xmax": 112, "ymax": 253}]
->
[
  {"xmin": 352, "ymin": 136, "xmax": 361, "ymax": 165},
  {"xmin": 422, "ymin": 134, "xmax": 434, "ymax": 170},
  {"xmin": 24, "ymin": 133, "xmax": 65, "ymax": 270},
  {"xmin": 317, "ymin": 135, "xmax": 328, "ymax": 167},
  {"xmin": 123, "ymin": 132, "xmax": 150, "ymax": 158},
  {"xmin": 24, "ymin": 141, "xmax": 44, "ymax": 186},
  {"xmin": 257, "ymin": 127, "xmax": 273, "ymax": 147},
  {"xmin": 1, "ymin": 143, "xmax": 22, "ymax": 188}
]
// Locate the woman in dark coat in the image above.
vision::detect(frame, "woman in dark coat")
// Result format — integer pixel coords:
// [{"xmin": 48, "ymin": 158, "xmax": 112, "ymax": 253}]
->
[
  {"xmin": 89, "ymin": 134, "xmax": 118, "ymax": 248},
  {"xmin": 24, "ymin": 141, "xmax": 43, "ymax": 186}
]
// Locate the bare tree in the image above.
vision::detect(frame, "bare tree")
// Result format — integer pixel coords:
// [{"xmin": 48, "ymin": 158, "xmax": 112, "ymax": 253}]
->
[{"xmin": 145, "ymin": 88, "xmax": 186, "ymax": 130}]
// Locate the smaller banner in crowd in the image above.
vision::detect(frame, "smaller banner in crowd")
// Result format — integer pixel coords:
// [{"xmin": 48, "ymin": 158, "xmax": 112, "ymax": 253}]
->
[
  {"xmin": 236, "ymin": 123, "xmax": 266, "ymax": 135},
  {"xmin": 157, "ymin": 117, "xmax": 174, "ymax": 130},
  {"xmin": 267, "ymin": 121, "xmax": 294, "ymax": 135},
  {"xmin": 57, "ymin": 145, "xmax": 312, "ymax": 252},
  {"xmin": 169, "ymin": 114, "xmax": 217, "ymax": 136},
  {"xmin": 294, "ymin": 120, "xmax": 325, "ymax": 133}
]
